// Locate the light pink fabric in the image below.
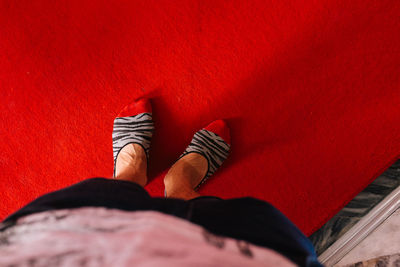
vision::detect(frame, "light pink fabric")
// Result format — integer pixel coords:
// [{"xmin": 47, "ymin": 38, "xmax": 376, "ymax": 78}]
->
[{"xmin": 0, "ymin": 208, "xmax": 296, "ymax": 266}]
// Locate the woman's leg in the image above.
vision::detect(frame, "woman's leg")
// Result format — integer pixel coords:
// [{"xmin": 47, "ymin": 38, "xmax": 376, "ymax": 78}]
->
[{"xmin": 164, "ymin": 153, "xmax": 207, "ymax": 200}]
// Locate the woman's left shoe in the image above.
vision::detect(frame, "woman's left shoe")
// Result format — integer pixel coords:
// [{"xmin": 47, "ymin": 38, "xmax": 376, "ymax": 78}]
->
[{"xmin": 112, "ymin": 98, "xmax": 154, "ymax": 178}]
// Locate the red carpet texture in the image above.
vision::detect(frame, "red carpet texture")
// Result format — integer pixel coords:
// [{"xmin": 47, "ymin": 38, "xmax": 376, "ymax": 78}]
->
[{"xmin": 1, "ymin": 0, "xmax": 399, "ymax": 236}]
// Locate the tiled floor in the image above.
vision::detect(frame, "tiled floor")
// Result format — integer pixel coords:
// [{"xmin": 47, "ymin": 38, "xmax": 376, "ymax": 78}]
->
[
  {"xmin": 335, "ymin": 208, "xmax": 400, "ymax": 266},
  {"xmin": 309, "ymin": 159, "xmax": 400, "ymax": 256},
  {"xmin": 340, "ymin": 254, "xmax": 400, "ymax": 267}
]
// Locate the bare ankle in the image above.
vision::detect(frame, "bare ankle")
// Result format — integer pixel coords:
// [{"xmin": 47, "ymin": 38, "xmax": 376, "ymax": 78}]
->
[{"xmin": 164, "ymin": 185, "xmax": 200, "ymax": 200}]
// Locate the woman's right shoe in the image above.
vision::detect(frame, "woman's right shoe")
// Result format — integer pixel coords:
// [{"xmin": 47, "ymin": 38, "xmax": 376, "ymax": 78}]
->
[{"xmin": 178, "ymin": 119, "xmax": 231, "ymax": 191}]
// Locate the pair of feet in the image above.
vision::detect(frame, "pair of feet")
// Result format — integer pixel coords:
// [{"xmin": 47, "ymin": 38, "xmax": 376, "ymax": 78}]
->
[{"xmin": 113, "ymin": 99, "xmax": 231, "ymax": 200}]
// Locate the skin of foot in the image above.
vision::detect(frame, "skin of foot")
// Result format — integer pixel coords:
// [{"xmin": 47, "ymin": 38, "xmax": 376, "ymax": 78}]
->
[
  {"xmin": 164, "ymin": 153, "xmax": 208, "ymax": 200},
  {"xmin": 114, "ymin": 143, "xmax": 148, "ymax": 187}
]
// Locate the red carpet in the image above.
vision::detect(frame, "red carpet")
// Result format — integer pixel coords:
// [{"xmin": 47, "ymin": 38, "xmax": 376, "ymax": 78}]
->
[{"xmin": 1, "ymin": 0, "xmax": 399, "ymax": 236}]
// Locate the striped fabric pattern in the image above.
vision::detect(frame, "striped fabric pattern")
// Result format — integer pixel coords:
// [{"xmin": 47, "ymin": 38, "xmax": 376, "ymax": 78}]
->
[
  {"xmin": 112, "ymin": 113, "xmax": 154, "ymax": 176},
  {"xmin": 179, "ymin": 129, "xmax": 231, "ymax": 190}
]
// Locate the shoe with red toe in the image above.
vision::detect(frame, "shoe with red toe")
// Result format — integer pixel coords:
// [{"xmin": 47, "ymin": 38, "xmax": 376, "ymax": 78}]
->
[
  {"xmin": 112, "ymin": 98, "xmax": 154, "ymax": 177},
  {"xmin": 179, "ymin": 119, "xmax": 231, "ymax": 191}
]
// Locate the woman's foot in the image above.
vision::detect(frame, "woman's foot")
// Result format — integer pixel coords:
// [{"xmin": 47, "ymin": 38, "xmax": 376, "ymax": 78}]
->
[
  {"xmin": 113, "ymin": 98, "xmax": 154, "ymax": 186},
  {"xmin": 114, "ymin": 143, "xmax": 148, "ymax": 186},
  {"xmin": 164, "ymin": 120, "xmax": 231, "ymax": 200}
]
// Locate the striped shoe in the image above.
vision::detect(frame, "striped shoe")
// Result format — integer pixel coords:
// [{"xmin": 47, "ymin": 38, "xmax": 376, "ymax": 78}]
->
[
  {"xmin": 180, "ymin": 119, "xmax": 231, "ymax": 191},
  {"xmin": 112, "ymin": 98, "xmax": 154, "ymax": 178}
]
